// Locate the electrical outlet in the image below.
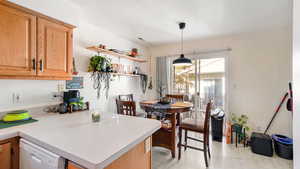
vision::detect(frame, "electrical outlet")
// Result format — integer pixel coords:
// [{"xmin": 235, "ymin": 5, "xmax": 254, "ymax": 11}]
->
[{"xmin": 12, "ymin": 92, "xmax": 21, "ymax": 104}]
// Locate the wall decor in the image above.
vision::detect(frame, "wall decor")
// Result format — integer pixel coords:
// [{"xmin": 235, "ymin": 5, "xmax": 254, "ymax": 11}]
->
[{"xmin": 66, "ymin": 77, "xmax": 84, "ymax": 89}]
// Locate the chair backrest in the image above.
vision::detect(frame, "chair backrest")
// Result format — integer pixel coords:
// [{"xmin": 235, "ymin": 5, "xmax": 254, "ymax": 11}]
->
[
  {"xmin": 166, "ymin": 94, "xmax": 185, "ymax": 102},
  {"xmin": 118, "ymin": 94, "xmax": 134, "ymax": 101},
  {"xmin": 204, "ymin": 102, "xmax": 212, "ymax": 140},
  {"xmin": 116, "ymin": 100, "xmax": 136, "ymax": 116}
]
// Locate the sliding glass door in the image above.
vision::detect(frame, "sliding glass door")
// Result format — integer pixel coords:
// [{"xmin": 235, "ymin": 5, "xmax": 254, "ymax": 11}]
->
[{"xmin": 172, "ymin": 57, "xmax": 226, "ymax": 111}]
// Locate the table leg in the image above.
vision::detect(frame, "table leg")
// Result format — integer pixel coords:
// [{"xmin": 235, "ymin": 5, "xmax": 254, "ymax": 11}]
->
[
  {"xmin": 171, "ymin": 113, "xmax": 176, "ymax": 158},
  {"xmin": 176, "ymin": 113, "xmax": 180, "ymax": 126}
]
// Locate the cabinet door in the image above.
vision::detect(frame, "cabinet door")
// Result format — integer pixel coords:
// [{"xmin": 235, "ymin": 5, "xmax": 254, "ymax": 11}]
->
[
  {"xmin": 105, "ymin": 137, "xmax": 152, "ymax": 169},
  {"xmin": 0, "ymin": 142, "xmax": 11, "ymax": 169},
  {"xmin": 37, "ymin": 18, "xmax": 73, "ymax": 78},
  {"xmin": 0, "ymin": 4, "xmax": 36, "ymax": 76},
  {"xmin": 68, "ymin": 162, "xmax": 85, "ymax": 169}
]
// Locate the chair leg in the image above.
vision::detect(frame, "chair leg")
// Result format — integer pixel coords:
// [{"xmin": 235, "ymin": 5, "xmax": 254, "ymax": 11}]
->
[
  {"xmin": 236, "ymin": 131, "xmax": 238, "ymax": 148},
  {"xmin": 178, "ymin": 127, "xmax": 182, "ymax": 160},
  {"xmin": 207, "ymin": 134, "xmax": 211, "ymax": 158},
  {"xmin": 184, "ymin": 130, "xmax": 188, "ymax": 151},
  {"xmin": 204, "ymin": 142, "xmax": 209, "ymax": 167}
]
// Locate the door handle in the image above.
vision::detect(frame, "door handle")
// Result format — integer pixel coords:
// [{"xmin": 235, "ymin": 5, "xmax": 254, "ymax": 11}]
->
[
  {"xmin": 39, "ymin": 60, "xmax": 43, "ymax": 72},
  {"xmin": 32, "ymin": 59, "xmax": 36, "ymax": 70}
]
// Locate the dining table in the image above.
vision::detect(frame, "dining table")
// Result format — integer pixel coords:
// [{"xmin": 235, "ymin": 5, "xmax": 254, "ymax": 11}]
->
[{"xmin": 140, "ymin": 100, "xmax": 193, "ymax": 158}]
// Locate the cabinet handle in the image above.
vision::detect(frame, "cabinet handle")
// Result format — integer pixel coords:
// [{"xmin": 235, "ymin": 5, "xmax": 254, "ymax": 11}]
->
[
  {"xmin": 32, "ymin": 59, "xmax": 36, "ymax": 70},
  {"xmin": 39, "ymin": 60, "xmax": 43, "ymax": 72}
]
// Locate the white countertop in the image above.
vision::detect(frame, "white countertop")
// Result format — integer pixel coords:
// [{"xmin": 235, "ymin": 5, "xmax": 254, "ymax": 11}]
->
[{"xmin": 0, "ymin": 111, "xmax": 161, "ymax": 169}]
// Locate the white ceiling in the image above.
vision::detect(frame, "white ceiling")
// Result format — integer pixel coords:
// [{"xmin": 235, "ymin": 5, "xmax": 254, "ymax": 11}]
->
[{"xmin": 72, "ymin": 0, "xmax": 292, "ymax": 45}]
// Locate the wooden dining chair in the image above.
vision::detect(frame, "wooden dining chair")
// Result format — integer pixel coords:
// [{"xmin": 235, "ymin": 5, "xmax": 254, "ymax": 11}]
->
[
  {"xmin": 166, "ymin": 94, "xmax": 185, "ymax": 102},
  {"xmin": 116, "ymin": 100, "xmax": 136, "ymax": 116},
  {"xmin": 166, "ymin": 94, "xmax": 191, "ymax": 123},
  {"xmin": 178, "ymin": 102, "xmax": 212, "ymax": 167},
  {"xmin": 118, "ymin": 94, "xmax": 134, "ymax": 101}
]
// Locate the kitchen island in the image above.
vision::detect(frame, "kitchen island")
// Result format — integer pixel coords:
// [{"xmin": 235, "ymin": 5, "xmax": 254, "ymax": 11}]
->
[{"xmin": 0, "ymin": 111, "xmax": 161, "ymax": 169}]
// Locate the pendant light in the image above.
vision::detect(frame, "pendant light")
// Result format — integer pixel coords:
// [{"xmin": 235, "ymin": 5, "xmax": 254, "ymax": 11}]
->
[{"xmin": 173, "ymin": 22, "xmax": 192, "ymax": 66}]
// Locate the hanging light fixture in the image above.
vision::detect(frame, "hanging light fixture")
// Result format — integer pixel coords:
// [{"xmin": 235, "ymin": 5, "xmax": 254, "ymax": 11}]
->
[{"xmin": 173, "ymin": 22, "xmax": 192, "ymax": 66}]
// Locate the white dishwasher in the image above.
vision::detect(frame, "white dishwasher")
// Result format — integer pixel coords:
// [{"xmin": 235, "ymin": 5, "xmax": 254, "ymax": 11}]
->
[{"xmin": 20, "ymin": 139, "xmax": 65, "ymax": 169}]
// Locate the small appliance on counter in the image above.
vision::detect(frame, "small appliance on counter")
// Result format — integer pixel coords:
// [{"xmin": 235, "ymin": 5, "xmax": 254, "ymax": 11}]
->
[
  {"xmin": 63, "ymin": 90, "xmax": 80, "ymax": 104},
  {"xmin": 61, "ymin": 90, "xmax": 80, "ymax": 114},
  {"xmin": 61, "ymin": 90, "xmax": 89, "ymax": 113}
]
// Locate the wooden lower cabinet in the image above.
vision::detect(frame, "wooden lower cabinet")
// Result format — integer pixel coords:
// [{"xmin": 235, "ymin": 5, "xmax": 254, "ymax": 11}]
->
[
  {"xmin": 105, "ymin": 137, "xmax": 152, "ymax": 169},
  {"xmin": 68, "ymin": 162, "xmax": 85, "ymax": 169},
  {"xmin": 67, "ymin": 137, "xmax": 152, "ymax": 169},
  {"xmin": 0, "ymin": 137, "xmax": 19, "ymax": 169},
  {"xmin": 0, "ymin": 142, "xmax": 11, "ymax": 169}
]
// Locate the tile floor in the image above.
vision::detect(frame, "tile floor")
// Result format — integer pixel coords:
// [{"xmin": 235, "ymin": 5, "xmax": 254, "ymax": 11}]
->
[{"xmin": 152, "ymin": 135, "xmax": 293, "ymax": 169}]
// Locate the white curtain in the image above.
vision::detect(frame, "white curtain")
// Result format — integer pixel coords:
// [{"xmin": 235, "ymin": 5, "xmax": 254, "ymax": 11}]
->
[{"xmin": 156, "ymin": 56, "xmax": 175, "ymax": 96}]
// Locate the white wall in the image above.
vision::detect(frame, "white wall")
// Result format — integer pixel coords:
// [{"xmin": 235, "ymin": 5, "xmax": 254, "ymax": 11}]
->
[
  {"xmin": 151, "ymin": 27, "xmax": 293, "ymax": 136},
  {"xmin": 293, "ymin": 0, "xmax": 300, "ymax": 167},
  {"xmin": 0, "ymin": 0, "xmax": 153, "ymax": 113}
]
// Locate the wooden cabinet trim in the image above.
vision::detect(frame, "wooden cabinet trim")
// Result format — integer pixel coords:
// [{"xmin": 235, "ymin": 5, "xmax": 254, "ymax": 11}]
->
[{"xmin": 0, "ymin": 75, "xmax": 72, "ymax": 80}]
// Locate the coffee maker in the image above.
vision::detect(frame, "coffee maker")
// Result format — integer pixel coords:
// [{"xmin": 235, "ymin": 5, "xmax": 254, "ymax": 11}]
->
[
  {"xmin": 63, "ymin": 90, "xmax": 80, "ymax": 103},
  {"xmin": 59, "ymin": 90, "xmax": 80, "ymax": 113}
]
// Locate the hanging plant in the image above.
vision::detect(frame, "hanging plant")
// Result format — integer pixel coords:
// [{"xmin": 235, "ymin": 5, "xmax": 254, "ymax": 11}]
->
[{"xmin": 88, "ymin": 55, "xmax": 114, "ymax": 99}]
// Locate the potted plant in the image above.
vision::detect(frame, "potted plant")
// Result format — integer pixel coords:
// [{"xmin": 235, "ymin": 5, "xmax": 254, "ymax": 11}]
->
[
  {"xmin": 230, "ymin": 113, "xmax": 250, "ymax": 132},
  {"xmin": 230, "ymin": 113, "xmax": 250, "ymax": 143},
  {"xmin": 88, "ymin": 55, "xmax": 113, "ymax": 99}
]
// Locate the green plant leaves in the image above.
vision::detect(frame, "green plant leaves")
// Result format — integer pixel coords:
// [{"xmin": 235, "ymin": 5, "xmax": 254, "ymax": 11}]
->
[
  {"xmin": 230, "ymin": 113, "xmax": 250, "ymax": 131},
  {"xmin": 89, "ymin": 55, "xmax": 113, "ymax": 99},
  {"xmin": 88, "ymin": 55, "xmax": 112, "ymax": 72}
]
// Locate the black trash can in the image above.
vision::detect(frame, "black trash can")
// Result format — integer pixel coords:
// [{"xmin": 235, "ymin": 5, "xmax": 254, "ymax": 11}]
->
[
  {"xmin": 272, "ymin": 134, "xmax": 293, "ymax": 160},
  {"xmin": 211, "ymin": 108, "xmax": 225, "ymax": 142}
]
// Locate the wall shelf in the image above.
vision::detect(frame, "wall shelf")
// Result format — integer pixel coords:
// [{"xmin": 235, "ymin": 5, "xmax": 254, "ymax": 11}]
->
[
  {"xmin": 88, "ymin": 71, "xmax": 140, "ymax": 77},
  {"xmin": 111, "ymin": 73, "xmax": 140, "ymax": 77},
  {"xmin": 86, "ymin": 46, "xmax": 147, "ymax": 63}
]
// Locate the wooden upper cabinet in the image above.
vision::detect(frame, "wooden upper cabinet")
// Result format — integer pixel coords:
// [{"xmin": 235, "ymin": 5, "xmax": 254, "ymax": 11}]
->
[
  {"xmin": 37, "ymin": 18, "xmax": 73, "ymax": 78},
  {"xmin": 0, "ymin": 1, "xmax": 75, "ymax": 80},
  {"xmin": 0, "ymin": 4, "xmax": 36, "ymax": 76}
]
